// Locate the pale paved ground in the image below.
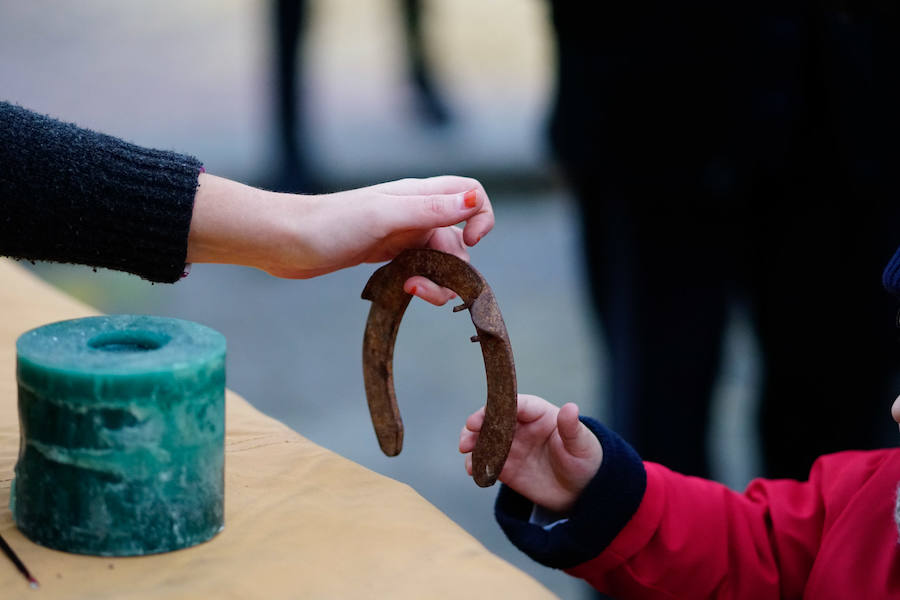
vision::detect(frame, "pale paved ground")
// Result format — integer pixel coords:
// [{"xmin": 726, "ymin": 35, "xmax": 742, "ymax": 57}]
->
[{"xmin": 1, "ymin": 2, "xmax": 761, "ymax": 597}]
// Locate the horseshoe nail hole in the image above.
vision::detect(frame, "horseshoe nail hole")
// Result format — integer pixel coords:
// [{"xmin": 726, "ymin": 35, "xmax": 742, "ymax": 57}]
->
[{"xmin": 88, "ymin": 331, "xmax": 170, "ymax": 353}]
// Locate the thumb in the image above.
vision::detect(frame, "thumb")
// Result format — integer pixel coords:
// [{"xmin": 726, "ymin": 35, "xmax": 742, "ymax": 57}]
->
[
  {"xmin": 383, "ymin": 189, "xmax": 482, "ymax": 231},
  {"xmin": 557, "ymin": 403, "xmax": 595, "ymax": 458}
]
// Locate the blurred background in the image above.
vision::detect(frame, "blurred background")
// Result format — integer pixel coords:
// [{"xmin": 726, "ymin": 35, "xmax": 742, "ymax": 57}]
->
[{"xmin": 11, "ymin": 0, "xmax": 885, "ymax": 597}]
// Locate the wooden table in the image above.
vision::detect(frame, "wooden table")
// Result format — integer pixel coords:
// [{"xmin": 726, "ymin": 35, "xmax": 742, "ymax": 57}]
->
[{"xmin": 0, "ymin": 260, "xmax": 554, "ymax": 599}]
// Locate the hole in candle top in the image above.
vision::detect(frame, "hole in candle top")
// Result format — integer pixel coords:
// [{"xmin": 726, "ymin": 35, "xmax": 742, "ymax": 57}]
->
[{"xmin": 88, "ymin": 331, "xmax": 170, "ymax": 353}]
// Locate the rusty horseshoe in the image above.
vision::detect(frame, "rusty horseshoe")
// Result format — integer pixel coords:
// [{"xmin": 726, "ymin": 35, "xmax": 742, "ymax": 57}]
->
[{"xmin": 361, "ymin": 249, "xmax": 517, "ymax": 487}]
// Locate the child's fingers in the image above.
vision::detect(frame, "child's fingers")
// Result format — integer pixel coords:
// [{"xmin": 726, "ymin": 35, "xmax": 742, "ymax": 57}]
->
[
  {"xmin": 557, "ymin": 402, "xmax": 581, "ymax": 435},
  {"xmin": 465, "ymin": 407, "xmax": 486, "ymax": 432},
  {"xmin": 464, "ymin": 453, "xmax": 473, "ymax": 476},
  {"xmin": 516, "ymin": 394, "xmax": 553, "ymax": 423},
  {"xmin": 459, "ymin": 426, "xmax": 478, "ymax": 453},
  {"xmin": 557, "ymin": 402, "xmax": 595, "ymax": 458}
]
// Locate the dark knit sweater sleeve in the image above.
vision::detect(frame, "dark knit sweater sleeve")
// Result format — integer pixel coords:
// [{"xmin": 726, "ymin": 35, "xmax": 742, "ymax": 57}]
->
[
  {"xmin": 494, "ymin": 417, "xmax": 647, "ymax": 569},
  {"xmin": 0, "ymin": 101, "xmax": 203, "ymax": 283}
]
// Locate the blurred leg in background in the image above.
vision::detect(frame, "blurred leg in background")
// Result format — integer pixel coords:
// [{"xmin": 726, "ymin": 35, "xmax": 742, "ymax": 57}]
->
[
  {"xmin": 399, "ymin": 0, "xmax": 451, "ymax": 127},
  {"xmin": 269, "ymin": 0, "xmax": 451, "ymax": 193},
  {"xmin": 272, "ymin": 0, "xmax": 319, "ymax": 193}
]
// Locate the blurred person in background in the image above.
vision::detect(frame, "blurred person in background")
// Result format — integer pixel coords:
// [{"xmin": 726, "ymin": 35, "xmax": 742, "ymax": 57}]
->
[{"xmin": 546, "ymin": 1, "xmax": 900, "ymax": 480}]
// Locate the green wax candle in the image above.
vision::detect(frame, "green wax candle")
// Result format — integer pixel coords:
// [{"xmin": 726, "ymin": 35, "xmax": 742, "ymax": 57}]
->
[{"xmin": 11, "ymin": 315, "xmax": 226, "ymax": 556}]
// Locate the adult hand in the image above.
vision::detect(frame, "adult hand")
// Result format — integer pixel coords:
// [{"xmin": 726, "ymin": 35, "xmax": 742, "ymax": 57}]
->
[
  {"xmin": 188, "ymin": 174, "xmax": 494, "ymax": 305},
  {"xmin": 459, "ymin": 394, "xmax": 603, "ymax": 513}
]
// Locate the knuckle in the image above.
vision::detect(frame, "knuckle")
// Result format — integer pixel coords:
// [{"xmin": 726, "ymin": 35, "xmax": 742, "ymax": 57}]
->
[{"xmin": 423, "ymin": 195, "xmax": 446, "ymax": 215}]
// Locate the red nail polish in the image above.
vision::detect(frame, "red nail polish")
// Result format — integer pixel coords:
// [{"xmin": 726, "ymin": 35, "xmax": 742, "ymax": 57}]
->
[{"xmin": 464, "ymin": 190, "xmax": 477, "ymax": 208}]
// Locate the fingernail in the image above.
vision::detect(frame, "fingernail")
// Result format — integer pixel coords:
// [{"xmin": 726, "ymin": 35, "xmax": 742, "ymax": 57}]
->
[
  {"xmin": 409, "ymin": 285, "xmax": 417, "ymax": 296},
  {"xmin": 463, "ymin": 189, "xmax": 477, "ymax": 209}
]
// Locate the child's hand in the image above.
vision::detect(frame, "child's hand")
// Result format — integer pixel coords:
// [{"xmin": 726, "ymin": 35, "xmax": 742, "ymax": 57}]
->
[{"xmin": 459, "ymin": 394, "xmax": 603, "ymax": 513}]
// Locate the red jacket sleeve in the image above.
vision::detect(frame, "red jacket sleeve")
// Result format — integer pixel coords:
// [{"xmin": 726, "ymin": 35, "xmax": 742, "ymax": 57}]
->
[{"xmin": 568, "ymin": 451, "xmax": 890, "ymax": 599}]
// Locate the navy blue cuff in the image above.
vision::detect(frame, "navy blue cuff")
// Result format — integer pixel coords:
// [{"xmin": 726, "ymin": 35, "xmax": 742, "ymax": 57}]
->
[
  {"xmin": 882, "ymin": 245, "xmax": 900, "ymax": 297},
  {"xmin": 494, "ymin": 416, "xmax": 646, "ymax": 570}
]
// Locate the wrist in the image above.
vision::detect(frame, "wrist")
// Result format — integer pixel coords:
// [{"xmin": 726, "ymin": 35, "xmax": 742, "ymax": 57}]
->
[{"xmin": 187, "ymin": 174, "xmax": 300, "ymax": 274}]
